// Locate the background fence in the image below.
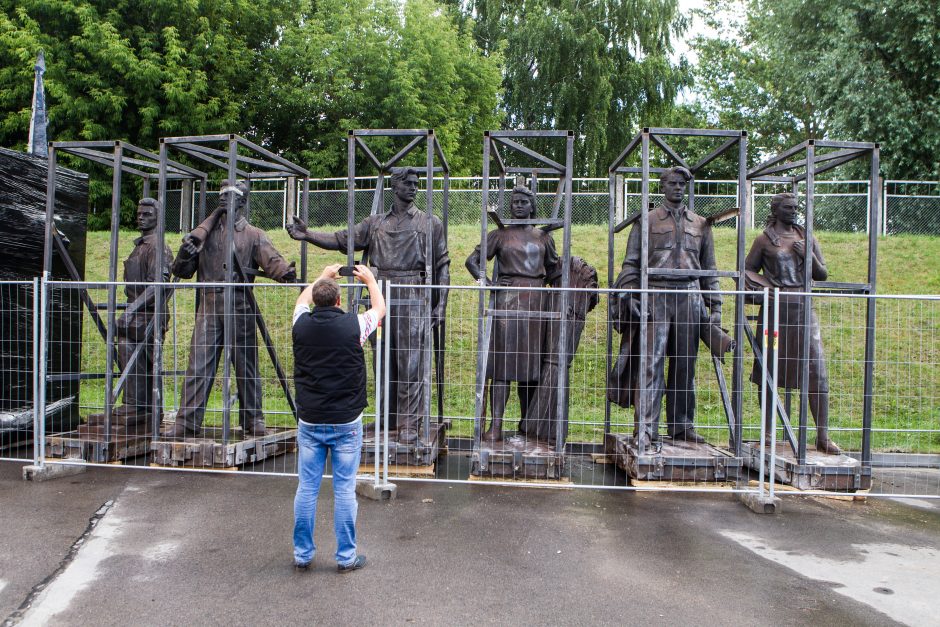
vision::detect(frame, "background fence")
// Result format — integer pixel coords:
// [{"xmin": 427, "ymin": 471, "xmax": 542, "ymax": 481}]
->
[{"xmin": 156, "ymin": 177, "xmax": 940, "ymax": 236}]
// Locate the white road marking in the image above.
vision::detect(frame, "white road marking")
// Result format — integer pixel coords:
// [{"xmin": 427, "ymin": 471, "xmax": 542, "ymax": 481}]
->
[
  {"xmin": 722, "ymin": 531, "xmax": 940, "ymax": 627},
  {"xmin": 0, "ymin": 578, "xmax": 7, "ymax": 595},
  {"xmin": 18, "ymin": 503, "xmax": 125, "ymax": 627},
  {"xmin": 890, "ymin": 497, "xmax": 938, "ymax": 511}
]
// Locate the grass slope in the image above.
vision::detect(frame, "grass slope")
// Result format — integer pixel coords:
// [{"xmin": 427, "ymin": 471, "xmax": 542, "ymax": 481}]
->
[{"xmin": 76, "ymin": 226, "xmax": 940, "ymax": 453}]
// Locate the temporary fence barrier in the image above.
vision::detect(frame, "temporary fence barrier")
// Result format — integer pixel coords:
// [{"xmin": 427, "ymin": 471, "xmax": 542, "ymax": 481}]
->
[{"xmin": 10, "ymin": 278, "xmax": 940, "ymax": 500}]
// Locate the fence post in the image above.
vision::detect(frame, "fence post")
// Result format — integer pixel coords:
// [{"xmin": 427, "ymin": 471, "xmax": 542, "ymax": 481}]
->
[
  {"xmin": 881, "ymin": 177, "xmax": 887, "ymax": 236},
  {"xmin": 36, "ymin": 274, "xmax": 48, "ymax": 468},
  {"xmin": 615, "ymin": 174, "xmax": 624, "ymax": 222},
  {"xmin": 31, "ymin": 277, "xmax": 41, "ymax": 467}
]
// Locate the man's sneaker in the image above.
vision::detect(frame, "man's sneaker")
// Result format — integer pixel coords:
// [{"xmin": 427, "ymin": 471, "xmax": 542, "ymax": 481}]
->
[
  {"xmin": 293, "ymin": 561, "xmax": 311, "ymax": 572},
  {"xmin": 337, "ymin": 555, "xmax": 367, "ymax": 573}
]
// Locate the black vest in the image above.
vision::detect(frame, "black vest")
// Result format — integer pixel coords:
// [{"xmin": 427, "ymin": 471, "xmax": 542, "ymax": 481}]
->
[{"xmin": 292, "ymin": 306, "xmax": 367, "ymax": 424}]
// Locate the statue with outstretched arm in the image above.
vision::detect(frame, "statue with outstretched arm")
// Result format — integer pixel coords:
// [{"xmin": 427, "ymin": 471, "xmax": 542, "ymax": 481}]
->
[{"xmin": 287, "ymin": 167, "xmax": 450, "ymax": 444}]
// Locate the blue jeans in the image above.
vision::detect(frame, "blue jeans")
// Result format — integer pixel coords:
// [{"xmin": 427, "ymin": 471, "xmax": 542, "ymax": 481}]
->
[{"xmin": 293, "ymin": 417, "xmax": 362, "ymax": 566}]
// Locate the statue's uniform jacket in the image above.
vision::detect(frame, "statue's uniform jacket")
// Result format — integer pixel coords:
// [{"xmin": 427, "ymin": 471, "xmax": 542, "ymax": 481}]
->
[
  {"xmin": 330, "ymin": 204, "xmax": 450, "ymax": 432},
  {"xmin": 608, "ymin": 204, "xmax": 721, "ymax": 439},
  {"xmin": 745, "ymin": 225, "xmax": 829, "ymax": 392},
  {"xmin": 466, "ymin": 226, "xmax": 560, "ymax": 383},
  {"xmin": 171, "ymin": 216, "xmax": 295, "ymax": 431},
  {"xmin": 116, "ymin": 233, "xmax": 172, "ymax": 414}
]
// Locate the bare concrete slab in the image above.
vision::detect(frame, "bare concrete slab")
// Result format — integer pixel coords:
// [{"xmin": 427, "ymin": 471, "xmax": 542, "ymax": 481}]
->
[{"xmin": 3, "ymin": 460, "xmax": 939, "ymax": 625}]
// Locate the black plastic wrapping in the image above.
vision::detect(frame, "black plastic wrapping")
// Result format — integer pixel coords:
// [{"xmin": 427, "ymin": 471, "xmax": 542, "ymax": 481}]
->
[{"xmin": 0, "ymin": 147, "xmax": 88, "ymax": 436}]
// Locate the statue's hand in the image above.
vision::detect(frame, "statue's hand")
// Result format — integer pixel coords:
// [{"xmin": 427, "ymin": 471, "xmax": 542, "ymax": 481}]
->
[
  {"xmin": 286, "ymin": 217, "xmax": 308, "ymax": 241},
  {"xmin": 281, "ymin": 262, "xmax": 297, "ymax": 284},
  {"xmin": 431, "ymin": 303, "xmax": 446, "ymax": 329},
  {"xmin": 625, "ymin": 295, "xmax": 643, "ymax": 320},
  {"xmin": 792, "ymin": 239, "xmax": 806, "ymax": 257},
  {"xmin": 178, "ymin": 235, "xmax": 199, "ymax": 259},
  {"xmin": 708, "ymin": 309, "xmax": 722, "ymax": 325}
]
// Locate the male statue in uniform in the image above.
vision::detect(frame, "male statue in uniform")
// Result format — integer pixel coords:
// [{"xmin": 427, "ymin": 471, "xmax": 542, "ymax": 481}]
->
[
  {"xmin": 608, "ymin": 166, "xmax": 721, "ymax": 451},
  {"xmin": 167, "ymin": 180, "xmax": 296, "ymax": 439},
  {"xmin": 87, "ymin": 197, "xmax": 171, "ymax": 431},
  {"xmin": 287, "ymin": 167, "xmax": 450, "ymax": 444}
]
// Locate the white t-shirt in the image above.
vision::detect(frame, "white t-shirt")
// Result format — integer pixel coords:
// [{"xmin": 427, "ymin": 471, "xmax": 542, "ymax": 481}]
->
[{"xmin": 293, "ymin": 303, "xmax": 378, "ymax": 347}]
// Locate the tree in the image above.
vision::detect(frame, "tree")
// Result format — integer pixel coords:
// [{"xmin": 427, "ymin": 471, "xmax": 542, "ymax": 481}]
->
[
  {"xmin": 0, "ymin": 0, "xmax": 297, "ymax": 226},
  {"xmin": 445, "ymin": 0, "xmax": 691, "ymax": 175},
  {"xmin": 691, "ymin": 0, "xmax": 940, "ymax": 179},
  {"xmin": 248, "ymin": 0, "xmax": 504, "ymax": 177}
]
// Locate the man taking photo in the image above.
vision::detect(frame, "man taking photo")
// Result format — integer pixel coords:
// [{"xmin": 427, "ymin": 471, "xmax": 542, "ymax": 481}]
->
[{"xmin": 291, "ymin": 263, "xmax": 386, "ymax": 572}]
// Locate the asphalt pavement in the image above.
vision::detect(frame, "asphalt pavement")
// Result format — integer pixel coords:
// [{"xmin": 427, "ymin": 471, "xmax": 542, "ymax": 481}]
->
[{"xmin": 2, "ymin": 461, "xmax": 940, "ymax": 626}]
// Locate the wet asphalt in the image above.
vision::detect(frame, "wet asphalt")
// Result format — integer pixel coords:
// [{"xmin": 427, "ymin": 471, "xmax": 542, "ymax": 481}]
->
[{"xmin": 2, "ymin": 460, "xmax": 940, "ymax": 626}]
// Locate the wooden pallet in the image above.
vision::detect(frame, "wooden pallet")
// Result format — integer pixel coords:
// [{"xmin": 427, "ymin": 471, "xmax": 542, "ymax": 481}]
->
[
  {"xmin": 359, "ymin": 463, "xmax": 436, "ymax": 478},
  {"xmin": 150, "ymin": 426, "xmax": 297, "ymax": 468},
  {"xmin": 46, "ymin": 422, "xmax": 155, "ymax": 463},
  {"xmin": 746, "ymin": 479, "xmax": 869, "ymax": 501},
  {"xmin": 470, "ymin": 433, "xmax": 566, "ymax": 480},
  {"xmin": 741, "ymin": 441, "xmax": 871, "ymax": 491},
  {"xmin": 360, "ymin": 421, "xmax": 448, "ymax": 468},
  {"xmin": 468, "ymin": 473, "xmax": 572, "ymax": 486},
  {"xmin": 605, "ymin": 432, "xmax": 743, "ymax": 483}
]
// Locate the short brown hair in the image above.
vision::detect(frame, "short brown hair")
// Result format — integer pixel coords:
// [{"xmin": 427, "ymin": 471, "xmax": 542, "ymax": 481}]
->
[{"xmin": 311, "ymin": 278, "xmax": 341, "ymax": 307}]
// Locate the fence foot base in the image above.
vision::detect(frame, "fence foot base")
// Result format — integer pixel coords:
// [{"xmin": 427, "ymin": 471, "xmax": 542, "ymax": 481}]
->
[
  {"xmin": 22, "ymin": 462, "xmax": 86, "ymax": 482},
  {"xmin": 738, "ymin": 491, "xmax": 782, "ymax": 514},
  {"xmin": 356, "ymin": 478, "xmax": 397, "ymax": 501}
]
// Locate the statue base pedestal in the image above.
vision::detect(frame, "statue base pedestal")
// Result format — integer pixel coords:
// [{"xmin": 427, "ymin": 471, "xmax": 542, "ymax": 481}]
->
[
  {"xmin": 45, "ymin": 421, "xmax": 156, "ymax": 464},
  {"xmin": 150, "ymin": 425, "xmax": 297, "ymax": 469},
  {"xmin": 470, "ymin": 433, "xmax": 565, "ymax": 480},
  {"xmin": 741, "ymin": 440, "xmax": 871, "ymax": 492},
  {"xmin": 605, "ymin": 432, "xmax": 743, "ymax": 484},
  {"xmin": 360, "ymin": 421, "xmax": 448, "ymax": 470}
]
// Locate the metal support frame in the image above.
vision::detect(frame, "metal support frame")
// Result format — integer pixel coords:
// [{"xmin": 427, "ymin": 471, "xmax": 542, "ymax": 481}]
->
[
  {"xmin": 475, "ymin": 130, "xmax": 575, "ymax": 458},
  {"xmin": 747, "ymin": 139, "xmax": 880, "ymax": 468},
  {"xmin": 605, "ymin": 128, "xmax": 749, "ymax": 453},
  {"xmin": 41, "ymin": 140, "xmax": 207, "ymax": 443},
  {"xmin": 342, "ymin": 129, "xmax": 451, "ymax": 447},
  {"xmin": 157, "ymin": 134, "xmax": 310, "ymax": 444}
]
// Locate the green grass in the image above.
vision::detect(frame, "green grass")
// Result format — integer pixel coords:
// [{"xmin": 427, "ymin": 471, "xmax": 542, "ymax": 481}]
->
[{"xmin": 74, "ymin": 226, "xmax": 940, "ymax": 452}]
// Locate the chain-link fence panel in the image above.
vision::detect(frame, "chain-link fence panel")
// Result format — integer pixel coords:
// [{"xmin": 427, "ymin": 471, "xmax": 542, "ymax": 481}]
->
[
  {"xmin": 885, "ymin": 181, "xmax": 940, "ymax": 236},
  {"xmin": 752, "ymin": 181, "xmax": 870, "ymax": 233},
  {"xmin": 150, "ymin": 176, "xmax": 938, "ymax": 236}
]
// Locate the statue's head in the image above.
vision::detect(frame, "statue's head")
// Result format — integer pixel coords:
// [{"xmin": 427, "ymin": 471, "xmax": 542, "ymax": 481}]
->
[
  {"xmin": 219, "ymin": 179, "xmax": 250, "ymax": 219},
  {"xmin": 137, "ymin": 197, "xmax": 160, "ymax": 233},
  {"xmin": 659, "ymin": 166, "xmax": 692, "ymax": 205},
  {"xmin": 510, "ymin": 185, "xmax": 537, "ymax": 219},
  {"xmin": 390, "ymin": 167, "xmax": 419, "ymax": 205},
  {"xmin": 768, "ymin": 192, "xmax": 799, "ymax": 226}
]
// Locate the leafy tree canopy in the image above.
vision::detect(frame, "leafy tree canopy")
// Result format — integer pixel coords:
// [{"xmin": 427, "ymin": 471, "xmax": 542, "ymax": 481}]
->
[
  {"xmin": 692, "ymin": 0, "xmax": 940, "ymax": 179},
  {"xmin": 250, "ymin": 0, "xmax": 504, "ymax": 177},
  {"xmin": 445, "ymin": 0, "xmax": 691, "ymax": 175}
]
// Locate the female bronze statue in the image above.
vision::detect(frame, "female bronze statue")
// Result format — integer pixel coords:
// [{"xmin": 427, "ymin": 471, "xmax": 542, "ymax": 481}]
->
[
  {"xmin": 746, "ymin": 192, "xmax": 841, "ymax": 454},
  {"xmin": 465, "ymin": 186, "xmax": 560, "ymax": 441}
]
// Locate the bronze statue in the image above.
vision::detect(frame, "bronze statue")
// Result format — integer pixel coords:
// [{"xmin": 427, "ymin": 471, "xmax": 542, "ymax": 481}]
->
[
  {"xmin": 745, "ymin": 192, "xmax": 841, "ymax": 454},
  {"xmin": 465, "ymin": 185, "xmax": 561, "ymax": 441},
  {"xmin": 167, "ymin": 180, "xmax": 296, "ymax": 438},
  {"xmin": 87, "ymin": 198, "xmax": 171, "ymax": 430},
  {"xmin": 287, "ymin": 167, "xmax": 450, "ymax": 444},
  {"xmin": 607, "ymin": 166, "xmax": 721, "ymax": 451},
  {"xmin": 521, "ymin": 256, "xmax": 598, "ymax": 444}
]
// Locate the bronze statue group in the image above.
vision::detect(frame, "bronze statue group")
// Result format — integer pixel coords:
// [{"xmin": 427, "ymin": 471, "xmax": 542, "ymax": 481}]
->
[{"xmin": 103, "ymin": 166, "xmax": 838, "ymax": 455}]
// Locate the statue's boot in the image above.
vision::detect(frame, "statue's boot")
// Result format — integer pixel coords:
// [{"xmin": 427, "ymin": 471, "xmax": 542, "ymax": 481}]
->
[
  {"xmin": 86, "ymin": 406, "xmax": 151, "ymax": 431},
  {"xmin": 815, "ymin": 430, "xmax": 843, "ymax": 455},
  {"xmin": 396, "ymin": 415, "xmax": 419, "ymax": 444},
  {"xmin": 244, "ymin": 421, "xmax": 268, "ymax": 437},
  {"xmin": 811, "ymin": 390, "xmax": 842, "ymax": 455},
  {"xmin": 161, "ymin": 421, "xmax": 202, "ymax": 440},
  {"xmin": 482, "ymin": 417, "xmax": 504, "ymax": 442}
]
